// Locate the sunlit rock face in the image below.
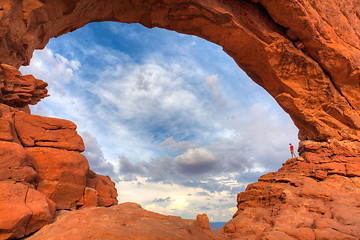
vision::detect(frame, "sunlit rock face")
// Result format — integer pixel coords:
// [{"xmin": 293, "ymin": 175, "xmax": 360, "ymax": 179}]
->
[
  {"xmin": 224, "ymin": 140, "xmax": 360, "ymax": 239},
  {"xmin": 0, "ymin": 0, "xmax": 359, "ymax": 239},
  {"xmin": 26, "ymin": 203, "xmax": 226, "ymax": 240},
  {"xmin": 0, "ymin": 66, "xmax": 117, "ymax": 239},
  {"xmin": 0, "ymin": 64, "xmax": 48, "ymax": 108}
]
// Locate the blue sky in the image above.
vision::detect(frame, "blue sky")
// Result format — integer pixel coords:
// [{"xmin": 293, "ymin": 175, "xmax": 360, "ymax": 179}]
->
[{"xmin": 20, "ymin": 22, "xmax": 298, "ymax": 222}]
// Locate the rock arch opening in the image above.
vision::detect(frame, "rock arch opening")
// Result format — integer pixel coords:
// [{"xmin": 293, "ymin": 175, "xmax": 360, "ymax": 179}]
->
[
  {"xmin": 1, "ymin": 0, "xmax": 360, "ymax": 239},
  {"xmin": 20, "ymin": 21, "xmax": 298, "ymax": 222}
]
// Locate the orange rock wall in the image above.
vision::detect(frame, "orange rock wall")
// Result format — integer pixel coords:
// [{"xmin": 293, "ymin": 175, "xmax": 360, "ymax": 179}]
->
[
  {"xmin": 0, "ymin": 65, "xmax": 117, "ymax": 239},
  {"xmin": 223, "ymin": 140, "xmax": 360, "ymax": 239}
]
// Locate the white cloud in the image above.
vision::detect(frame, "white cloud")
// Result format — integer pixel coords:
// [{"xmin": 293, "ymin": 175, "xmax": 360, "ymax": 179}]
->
[
  {"xmin": 116, "ymin": 177, "xmax": 236, "ymax": 222},
  {"xmin": 19, "ymin": 22, "xmax": 300, "ymax": 222},
  {"xmin": 20, "ymin": 48, "xmax": 80, "ymax": 85},
  {"xmin": 160, "ymin": 137, "xmax": 198, "ymax": 155},
  {"xmin": 174, "ymin": 147, "xmax": 217, "ymax": 175},
  {"xmin": 81, "ymin": 131, "xmax": 119, "ymax": 181},
  {"xmin": 206, "ymin": 75, "xmax": 225, "ymax": 106}
]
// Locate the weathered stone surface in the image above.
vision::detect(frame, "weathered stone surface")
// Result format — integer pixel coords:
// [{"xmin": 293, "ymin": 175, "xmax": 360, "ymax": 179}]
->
[
  {"xmin": 85, "ymin": 170, "xmax": 118, "ymax": 207},
  {"xmin": 0, "ymin": 141, "xmax": 37, "ymax": 182},
  {"xmin": 0, "ymin": 0, "xmax": 359, "ymax": 141},
  {"xmin": 196, "ymin": 213, "xmax": 211, "ymax": 230},
  {"xmin": 14, "ymin": 111, "xmax": 85, "ymax": 152},
  {"xmin": 0, "ymin": 119, "xmax": 12, "ymax": 141},
  {"xmin": 76, "ymin": 187, "xmax": 98, "ymax": 209},
  {"xmin": 222, "ymin": 140, "xmax": 360, "ymax": 239},
  {"xmin": 26, "ymin": 203, "xmax": 227, "ymax": 240},
  {"xmin": 25, "ymin": 147, "xmax": 89, "ymax": 210},
  {"xmin": 0, "ymin": 64, "xmax": 48, "ymax": 107},
  {"xmin": 0, "ymin": 103, "xmax": 27, "ymax": 144},
  {"xmin": 0, "ymin": 181, "xmax": 55, "ymax": 239},
  {"xmin": 25, "ymin": 187, "xmax": 56, "ymax": 236}
]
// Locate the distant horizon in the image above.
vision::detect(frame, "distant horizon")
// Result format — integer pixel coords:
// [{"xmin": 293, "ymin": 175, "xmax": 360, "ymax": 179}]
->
[{"xmin": 20, "ymin": 21, "xmax": 299, "ymax": 222}]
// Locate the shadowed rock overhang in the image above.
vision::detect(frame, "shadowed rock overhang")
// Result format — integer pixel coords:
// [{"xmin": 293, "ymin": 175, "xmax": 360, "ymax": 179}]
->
[{"xmin": 0, "ymin": 0, "xmax": 359, "ymax": 141}]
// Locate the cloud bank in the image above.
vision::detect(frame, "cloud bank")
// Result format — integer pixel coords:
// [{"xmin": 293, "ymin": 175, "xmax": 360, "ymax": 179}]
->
[{"xmin": 20, "ymin": 22, "xmax": 299, "ymax": 221}]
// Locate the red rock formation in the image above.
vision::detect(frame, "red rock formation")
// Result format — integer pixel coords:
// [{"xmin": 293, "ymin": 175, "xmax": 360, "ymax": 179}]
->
[
  {"xmin": 0, "ymin": 0, "xmax": 359, "ymax": 239},
  {"xmin": 222, "ymin": 140, "xmax": 360, "ymax": 239},
  {"xmin": 0, "ymin": 141, "xmax": 36, "ymax": 182},
  {"xmin": 0, "ymin": 74, "xmax": 117, "ymax": 238},
  {"xmin": 0, "ymin": 64, "xmax": 48, "ymax": 107},
  {"xmin": 25, "ymin": 147, "xmax": 90, "ymax": 210},
  {"xmin": 0, "ymin": 0, "xmax": 359, "ymax": 142},
  {"xmin": 26, "ymin": 203, "xmax": 226, "ymax": 240},
  {"xmin": 14, "ymin": 111, "xmax": 85, "ymax": 151},
  {"xmin": 0, "ymin": 181, "xmax": 55, "ymax": 239},
  {"xmin": 84, "ymin": 170, "xmax": 118, "ymax": 207},
  {"xmin": 196, "ymin": 213, "xmax": 211, "ymax": 230}
]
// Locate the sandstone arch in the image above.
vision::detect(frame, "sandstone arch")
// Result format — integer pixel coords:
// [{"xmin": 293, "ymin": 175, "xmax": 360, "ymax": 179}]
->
[
  {"xmin": 1, "ymin": 0, "xmax": 360, "ymax": 239},
  {"xmin": 1, "ymin": 0, "xmax": 360, "ymax": 141}
]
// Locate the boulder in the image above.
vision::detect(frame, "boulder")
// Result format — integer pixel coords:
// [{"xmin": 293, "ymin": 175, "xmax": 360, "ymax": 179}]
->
[
  {"xmin": 0, "ymin": 141, "xmax": 37, "ymax": 182},
  {"xmin": 0, "ymin": 64, "xmax": 48, "ymax": 107},
  {"xmin": 196, "ymin": 214, "xmax": 210, "ymax": 230},
  {"xmin": 0, "ymin": 181, "xmax": 55, "ymax": 239},
  {"xmin": 14, "ymin": 111, "xmax": 85, "ymax": 152},
  {"xmin": 25, "ymin": 147, "xmax": 89, "ymax": 210},
  {"xmin": 85, "ymin": 170, "xmax": 118, "ymax": 207}
]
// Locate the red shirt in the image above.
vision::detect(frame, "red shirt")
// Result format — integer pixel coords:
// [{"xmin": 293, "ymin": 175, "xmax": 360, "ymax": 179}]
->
[{"xmin": 290, "ymin": 145, "xmax": 294, "ymax": 151}]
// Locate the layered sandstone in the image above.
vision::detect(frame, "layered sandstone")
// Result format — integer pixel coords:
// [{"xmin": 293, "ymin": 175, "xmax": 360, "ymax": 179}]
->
[
  {"xmin": 14, "ymin": 112, "xmax": 85, "ymax": 151},
  {"xmin": 0, "ymin": 64, "xmax": 48, "ymax": 107},
  {"xmin": 0, "ymin": 0, "xmax": 359, "ymax": 142},
  {"xmin": 0, "ymin": 66, "xmax": 117, "ymax": 239},
  {"xmin": 223, "ymin": 140, "xmax": 360, "ymax": 239}
]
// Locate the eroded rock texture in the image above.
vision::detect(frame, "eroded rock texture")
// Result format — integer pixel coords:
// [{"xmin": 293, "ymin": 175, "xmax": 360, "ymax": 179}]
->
[
  {"xmin": 223, "ymin": 140, "xmax": 360, "ymax": 239},
  {"xmin": 26, "ymin": 203, "xmax": 224, "ymax": 240},
  {"xmin": 0, "ymin": 70, "xmax": 117, "ymax": 239},
  {"xmin": 0, "ymin": 0, "xmax": 359, "ymax": 141},
  {"xmin": 0, "ymin": 0, "xmax": 359, "ymax": 239},
  {"xmin": 0, "ymin": 64, "xmax": 48, "ymax": 107}
]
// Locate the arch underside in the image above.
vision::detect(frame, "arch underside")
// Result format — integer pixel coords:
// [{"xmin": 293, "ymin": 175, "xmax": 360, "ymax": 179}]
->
[{"xmin": 1, "ymin": 0, "xmax": 360, "ymax": 142}]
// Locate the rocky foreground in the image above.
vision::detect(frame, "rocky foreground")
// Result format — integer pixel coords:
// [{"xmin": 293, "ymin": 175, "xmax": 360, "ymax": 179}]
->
[
  {"xmin": 0, "ymin": 0, "xmax": 360, "ymax": 239},
  {"xmin": 26, "ymin": 203, "xmax": 225, "ymax": 240}
]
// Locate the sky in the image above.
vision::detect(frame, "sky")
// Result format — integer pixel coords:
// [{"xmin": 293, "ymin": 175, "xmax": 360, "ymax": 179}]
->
[{"xmin": 20, "ymin": 22, "xmax": 299, "ymax": 222}]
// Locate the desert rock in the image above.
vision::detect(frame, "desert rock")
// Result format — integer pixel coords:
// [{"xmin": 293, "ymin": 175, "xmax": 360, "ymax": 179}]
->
[
  {"xmin": 196, "ymin": 214, "xmax": 211, "ymax": 230},
  {"xmin": 0, "ymin": 141, "xmax": 37, "ymax": 182},
  {"xmin": 26, "ymin": 203, "xmax": 226, "ymax": 240},
  {"xmin": 0, "ymin": 181, "xmax": 55, "ymax": 239},
  {"xmin": 25, "ymin": 147, "xmax": 89, "ymax": 210},
  {"xmin": 14, "ymin": 111, "xmax": 85, "ymax": 152},
  {"xmin": 0, "ymin": 64, "xmax": 48, "ymax": 107},
  {"xmin": 223, "ymin": 140, "xmax": 360, "ymax": 239},
  {"xmin": 0, "ymin": 0, "xmax": 359, "ymax": 239},
  {"xmin": 0, "ymin": 0, "xmax": 359, "ymax": 141},
  {"xmin": 85, "ymin": 170, "xmax": 118, "ymax": 207}
]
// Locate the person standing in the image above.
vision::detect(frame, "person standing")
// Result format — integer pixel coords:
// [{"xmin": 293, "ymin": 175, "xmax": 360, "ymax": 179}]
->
[{"xmin": 289, "ymin": 143, "xmax": 296, "ymax": 158}]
